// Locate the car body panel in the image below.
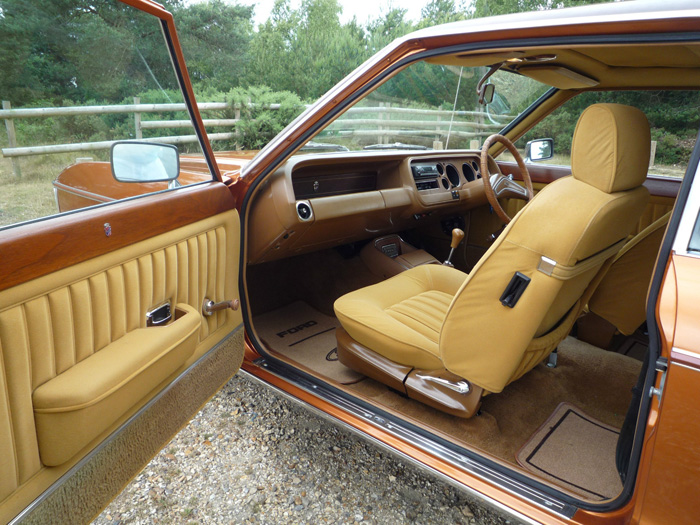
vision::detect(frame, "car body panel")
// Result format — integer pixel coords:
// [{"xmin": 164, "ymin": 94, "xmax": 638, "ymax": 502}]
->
[
  {"xmin": 53, "ymin": 153, "xmax": 254, "ymax": 212},
  {"xmin": 626, "ymin": 251, "xmax": 700, "ymax": 525}
]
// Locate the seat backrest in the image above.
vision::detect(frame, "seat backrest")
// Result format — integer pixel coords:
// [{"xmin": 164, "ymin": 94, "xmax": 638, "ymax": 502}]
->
[
  {"xmin": 588, "ymin": 211, "xmax": 671, "ymax": 335},
  {"xmin": 440, "ymin": 104, "xmax": 650, "ymax": 393}
]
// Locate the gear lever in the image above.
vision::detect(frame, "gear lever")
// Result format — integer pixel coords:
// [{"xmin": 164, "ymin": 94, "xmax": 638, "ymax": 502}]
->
[{"xmin": 443, "ymin": 228, "xmax": 465, "ymax": 267}]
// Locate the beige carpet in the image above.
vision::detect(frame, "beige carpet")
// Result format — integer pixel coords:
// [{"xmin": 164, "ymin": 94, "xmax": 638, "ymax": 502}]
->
[
  {"xmin": 254, "ymin": 301, "xmax": 364, "ymax": 384},
  {"xmin": 346, "ymin": 336, "xmax": 640, "ymax": 486},
  {"xmin": 516, "ymin": 402, "xmax": 622, "ymax": 500}
]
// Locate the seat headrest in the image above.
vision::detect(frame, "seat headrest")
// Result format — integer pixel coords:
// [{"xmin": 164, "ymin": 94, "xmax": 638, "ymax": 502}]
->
[{"xmin": 571, "ymin": 103, "xmax": 650, "ymax": 193}]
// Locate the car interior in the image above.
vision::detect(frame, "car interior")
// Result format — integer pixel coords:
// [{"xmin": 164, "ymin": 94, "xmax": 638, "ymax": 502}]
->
[{"xmin": 243, "ymin": 41, "xmax": 697, "ymax": 502}]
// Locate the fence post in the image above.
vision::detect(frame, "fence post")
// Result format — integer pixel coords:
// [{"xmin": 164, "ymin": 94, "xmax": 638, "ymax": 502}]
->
[
  {"xmin": 234, "ymin": 104, "xmax": 241, "ymax": 150},
  {"xmin": 134, "ymin": 97, "xmax": 142, "ymax": 139},
  {"xmin": 649, "ymin": 140, "xmax": 657, "ymax": 168},
  {"xmin": 373, "ymin": 102, "xmax": 380, "ymax": 145},
  {"xmin": 2, "ymin": 101, "xmax": 22, "ymax": 177},
  {"xmin": 476, "ymin": 110, "xmax": 485, "ymax": 150}
]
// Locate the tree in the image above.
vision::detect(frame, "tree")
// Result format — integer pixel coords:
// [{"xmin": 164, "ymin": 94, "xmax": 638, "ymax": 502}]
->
[
  {"xmin": 174, "ymin": 0, "xmax": 254, "ymax": 91},
  {"xmin": 0, "ymin": 0, "xmax": 183, "ymax": 105},
  {"xmin": 473, "ymin": 0, "xmax": 610, "ymax": 18},
  {"xmin": 418, "ymin": 0, "xmax": 472, "ymax": 28},
  {"xmin": 248, "ymin": 0, "xmax": 367, "ymax": 100},
  {"xmin": 365, "ymin": 8, "xmax": 414, "ymax": 55}
]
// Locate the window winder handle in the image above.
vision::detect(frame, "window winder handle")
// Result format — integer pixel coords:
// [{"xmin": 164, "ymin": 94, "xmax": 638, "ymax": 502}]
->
[{"xmin": 203, "ymin": 298, "xmax": 239, "ymax": 316}]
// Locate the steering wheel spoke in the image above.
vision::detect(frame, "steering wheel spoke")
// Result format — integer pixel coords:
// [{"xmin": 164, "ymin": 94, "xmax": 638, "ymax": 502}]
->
[
  {"xmin": 490, "ymin": 173, "xmax": 530, "ymax": 200},
  {"xmin": 480, "ymin": 134, "xmax": 534, "ymax": 223}
]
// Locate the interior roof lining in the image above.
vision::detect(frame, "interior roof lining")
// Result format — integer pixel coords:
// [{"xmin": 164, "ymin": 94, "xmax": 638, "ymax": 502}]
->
[{"xmin": 431, "ymin": 42, "xmax": 700, "ymax": 90}]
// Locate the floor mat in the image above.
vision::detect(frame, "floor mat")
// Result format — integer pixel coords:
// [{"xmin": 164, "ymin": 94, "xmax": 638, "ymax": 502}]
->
[
  {"xmin": 516, "ymin": 402, "xmax": 622, "ymax": 500},
  {"xmin": 253, "ymin": 301, "xmax": 364, "ymax": 384}
]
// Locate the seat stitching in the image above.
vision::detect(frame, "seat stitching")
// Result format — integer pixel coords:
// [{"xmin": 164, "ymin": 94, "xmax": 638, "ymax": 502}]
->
[
  {"xmin": 388, "ymin": 301, "xmax": 444, "ymax": 326},
  {"xmin": 385, "ymin": 310, "xmax": 441, "ymax": 337},
  {"xmin": 418, "ymin": 292, "xmax": 453, "ymax": 309},
  {"xmin": 386, "ymin": 293, "xmax": 451, "ymax": 327}
]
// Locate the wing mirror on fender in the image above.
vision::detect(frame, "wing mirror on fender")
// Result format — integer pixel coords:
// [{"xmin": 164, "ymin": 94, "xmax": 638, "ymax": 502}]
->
[
  {"xmin": 110, "ymin": 141, "xmax": 180, "ymax": 187},
  {"xmin": 525, "ymin": 138, "xmax": 554, "ymax": 162}
]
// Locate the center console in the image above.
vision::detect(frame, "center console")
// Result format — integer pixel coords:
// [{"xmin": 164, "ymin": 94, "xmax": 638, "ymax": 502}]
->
[{"xmin": 361, "ymin": 235, "xmax": 439, "ymax": 279}]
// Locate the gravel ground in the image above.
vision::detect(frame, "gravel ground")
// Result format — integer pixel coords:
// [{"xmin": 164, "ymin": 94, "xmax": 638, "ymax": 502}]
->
[{"xmin": 93, "ymin": 373, "xmax": 519, "ymax": 525}]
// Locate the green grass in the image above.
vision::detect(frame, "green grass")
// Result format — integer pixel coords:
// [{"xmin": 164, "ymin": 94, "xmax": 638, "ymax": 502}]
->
[{"xmin": 0, "ymin": 152, "xmax": 90, "ymax": 228}]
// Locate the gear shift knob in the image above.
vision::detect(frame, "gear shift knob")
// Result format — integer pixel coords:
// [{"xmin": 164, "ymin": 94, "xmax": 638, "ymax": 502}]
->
[
  {"xmin": 450, "ymin": 228, "xmax": 465, "ymax": 249},
  {"xmin": 444, "ymin": 228, "xmax": 465, "ymax": 266}
]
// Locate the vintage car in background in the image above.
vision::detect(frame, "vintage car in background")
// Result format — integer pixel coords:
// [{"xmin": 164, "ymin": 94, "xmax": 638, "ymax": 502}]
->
[{"xmin": 2, "ymin": 0, "xmax": 700, "ymax": 523}]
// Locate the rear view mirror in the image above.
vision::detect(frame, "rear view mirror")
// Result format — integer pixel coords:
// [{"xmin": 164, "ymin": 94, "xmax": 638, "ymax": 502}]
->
[
  {"xmin": 479, "ymin": 83, "xmax": 495, "ymax": 105},
  {"xmin": 111, "ymin": 142, "xmax": 179, "ymax": 183},
  {"xmin": 525, "ymin": 138, "xmax": 554, "ymax": 162}
]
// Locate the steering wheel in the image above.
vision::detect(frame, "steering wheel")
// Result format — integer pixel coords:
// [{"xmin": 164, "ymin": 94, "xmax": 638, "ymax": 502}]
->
[{"xmin": 480, "ymin": 134, "xmax": 534, "ymax": 223}]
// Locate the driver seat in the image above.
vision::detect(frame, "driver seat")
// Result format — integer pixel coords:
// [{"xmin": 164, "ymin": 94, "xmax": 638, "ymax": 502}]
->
[{"xmin": 334, "ymin": 104, "xmax": 651, "ymax": 417}]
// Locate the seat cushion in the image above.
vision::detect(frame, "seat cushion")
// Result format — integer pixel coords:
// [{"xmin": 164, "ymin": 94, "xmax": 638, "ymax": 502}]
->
[{"xmin": 334, "ymin": 264, "xmax": 466, "ymax": 370}]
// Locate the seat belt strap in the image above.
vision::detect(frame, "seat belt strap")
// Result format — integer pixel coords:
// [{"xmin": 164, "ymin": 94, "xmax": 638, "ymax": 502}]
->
[{"xmin": 537, "ymin": 238, "xmax": 626, "ymax": 280}]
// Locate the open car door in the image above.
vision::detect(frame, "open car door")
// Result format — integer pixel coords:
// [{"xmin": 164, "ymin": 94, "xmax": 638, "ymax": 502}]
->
[
  {"xmin": 0, "ymin": 2, "xmax": 244, "ymax": 522},
  {"xmin": 632, "ymin": 137, "xmax": 700, "ymax": 523}
]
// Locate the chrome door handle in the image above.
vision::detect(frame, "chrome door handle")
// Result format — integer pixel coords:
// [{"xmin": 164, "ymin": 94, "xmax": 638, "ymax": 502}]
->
[{"xmin": 146, "ymin": 302, "xmax": 172, "ymax": 326}]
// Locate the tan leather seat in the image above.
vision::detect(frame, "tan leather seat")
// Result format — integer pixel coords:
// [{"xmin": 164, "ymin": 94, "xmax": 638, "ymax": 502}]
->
[
  {"xmin": 334, "ymin": 104, "xmax": 651, "ymax": 417},
  {"xmin": 587, "ymin": 211, "xmax": 671, "ymax": 335}
]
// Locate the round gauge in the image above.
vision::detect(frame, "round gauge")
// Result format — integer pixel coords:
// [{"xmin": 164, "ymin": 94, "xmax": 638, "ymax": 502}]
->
[
  {"xmin": 472, "ymin": 160, "xmax": 481, "ymax": 178},
  {"xmin": 445, "ymin": 164, "xmax": 460, "ymax": 187},
  {"xmin": 462, "ymin": 163, "xmax": 475, "ymax": 182},
  {"xmin": 441, "ymin": 177, "xmax": 450, "ymax": 189},
  {"xmin": 436, "ymin": 163, "xmax": 444, "ymax": 175}
]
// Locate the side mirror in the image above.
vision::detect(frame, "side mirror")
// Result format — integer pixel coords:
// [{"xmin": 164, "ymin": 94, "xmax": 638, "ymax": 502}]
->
[
  {"xmin": 525, "ymin": 138, "xmax": 554, "ymax": 162},
  {"xmin": 110, "ymin": 142, "xmax": 179, "ymax": 183}
]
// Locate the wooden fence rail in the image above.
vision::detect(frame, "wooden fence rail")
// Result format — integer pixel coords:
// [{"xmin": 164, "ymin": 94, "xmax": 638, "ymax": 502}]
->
[{"xmin": 1, "ymin": 99, "xmax": 511, "ymax": 177}]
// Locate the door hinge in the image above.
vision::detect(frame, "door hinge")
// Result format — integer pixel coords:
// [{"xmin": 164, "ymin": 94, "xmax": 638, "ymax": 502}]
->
[{"xmin": 649, "ymin": 357, "xmax": 668, "ymax": 400}]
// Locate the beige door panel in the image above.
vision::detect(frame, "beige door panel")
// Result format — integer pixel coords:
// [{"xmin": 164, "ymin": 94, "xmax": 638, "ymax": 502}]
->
[{"xmin": 0, "ymin": 207, "xmax": 242, "ymax": 523}]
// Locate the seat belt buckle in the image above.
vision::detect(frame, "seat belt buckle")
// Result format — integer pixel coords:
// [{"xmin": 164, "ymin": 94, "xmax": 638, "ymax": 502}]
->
[{"xmin": 499, "ymin": 271, "xmax": 531, "ymax": 308}]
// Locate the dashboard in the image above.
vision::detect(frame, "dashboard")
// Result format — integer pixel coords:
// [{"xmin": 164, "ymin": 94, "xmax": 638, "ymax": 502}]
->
[{"xmin": 247, "ymin": 150, "xmax": 499, "ymax": 264}]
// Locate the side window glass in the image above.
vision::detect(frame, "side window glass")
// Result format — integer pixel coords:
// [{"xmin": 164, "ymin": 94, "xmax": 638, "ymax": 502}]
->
[
  {"xmin": 690, "ymin": 212, "xmax": 700, "ymax": 253},
  {"xmin": 0, "ymin": 3, "xmax": 211, "ymax": 230},
  {"xmin": 500, "ymin": 90, "xmax": 699, "ymax": 179}
]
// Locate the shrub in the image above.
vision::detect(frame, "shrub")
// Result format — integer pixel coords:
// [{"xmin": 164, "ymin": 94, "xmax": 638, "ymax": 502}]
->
[
  {"xmin": 227, "ymin": 86, "xmax": 305, "ymax": 150},
  {"xmin": 651, "ymin": 129, "xmax": 696, "ymax": 166}
]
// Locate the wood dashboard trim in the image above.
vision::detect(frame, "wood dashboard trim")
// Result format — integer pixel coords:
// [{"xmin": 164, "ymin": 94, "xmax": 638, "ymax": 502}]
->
[{"xmin": 0, "ymin": 183, "xmax": 235, "ymax": 292}]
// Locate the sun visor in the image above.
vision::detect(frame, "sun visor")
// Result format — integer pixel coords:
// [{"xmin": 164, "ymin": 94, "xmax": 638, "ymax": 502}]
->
[
  {"xmin": 426, "ymin": 51, "xmax": 525, "ymax": 67},
  {"xmin": 517, "ymin": 66, "xmax": 599, "ymax": 89}
]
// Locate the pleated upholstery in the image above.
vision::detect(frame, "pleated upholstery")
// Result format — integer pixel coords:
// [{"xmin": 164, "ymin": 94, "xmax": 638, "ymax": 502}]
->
[
  {"xmin": 385, "ymin": 291, "xmax": 453, "ymax": 346},
  {"xmin": 335, "ymin": 264, "xmax": 467, "ymax": 370},
  {"xmin": 0, "ymin": 210, "xmax": 239, "ymax": 502}
]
